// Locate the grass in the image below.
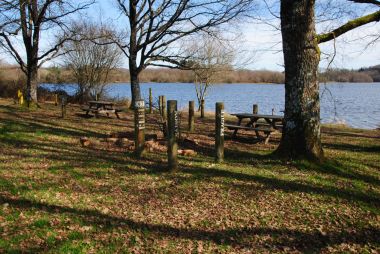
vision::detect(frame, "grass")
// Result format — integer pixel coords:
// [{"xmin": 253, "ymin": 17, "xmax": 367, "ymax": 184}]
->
[{"xmin": 0, "ymin": 98, "xmax": 379, "ymax": 253}]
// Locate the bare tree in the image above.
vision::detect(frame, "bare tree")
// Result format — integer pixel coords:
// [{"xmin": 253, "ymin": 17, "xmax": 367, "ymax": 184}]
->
[
  {"xmin": 112, "ymin": 0, "xmax": 253, "ymax": 156},
  {"xmin": 184, "ymin": 34, "xmax": 235, "ymax": 118},
  {"xmin": 0, "ymin": 0, "xmax": 94, "ymax": 106},
  {"xmin": 62, "ymin": 21, "xmax": 123, "ymax": 103},
  {"xmin": 277, "ymin": 0, "xmax": 380, "ymax": 161},
  {"xmin": 113, "ymin": 0, "xmax": 253, "ymax": 106}
]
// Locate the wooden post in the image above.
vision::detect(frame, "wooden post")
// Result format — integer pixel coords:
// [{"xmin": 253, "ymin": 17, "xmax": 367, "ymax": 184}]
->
[
  {"xmin": 134, "ymin": 100, "xmax": 146, "ymax": 157},
  {"xmin": 162, "ymin": 95, "xmax": 167, "ymax": 120},
  {"xmin": 158, "ymin": 96, "xmax": 163, "ymax": 115},
  {"xmin": 96, "ymin": 93, "xmax": 99, "ymax": 101},
  {"xmin": 215, "ymin": 102, "xmax": 224, "ymax": 163},
  {"xmin": 200, "ymin": 99, "xmax": 205, "ymax": 118},
  {"xmin": 61, "ymin": 96, "xmax": 66, "ymax": 118},
  {"xmin": 149, "ymin": 88, "xmax": 153, "ymax": 114},
  {"xmin": 253, "ymin": 104, "xmax": 259, "ymax": 114},
  {"xmin": 167, "ymin": 100, "xmax": 178, "ymax": 171},
  {"xmin": 188, "ymin": 100, "xmax": 195, "ymax": 132},
  {"xmin": 55, "ymin": 94, "xmax": 58, "ymax": 106}
]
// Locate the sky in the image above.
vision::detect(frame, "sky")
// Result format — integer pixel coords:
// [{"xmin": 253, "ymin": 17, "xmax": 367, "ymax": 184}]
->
[
  {"xmin": 85, "ymin": 0, "xmax": 380, "ymax": 72},
  {"xmin": 3, "ymin": 0, "xmax": 380, "ymax": 71}
]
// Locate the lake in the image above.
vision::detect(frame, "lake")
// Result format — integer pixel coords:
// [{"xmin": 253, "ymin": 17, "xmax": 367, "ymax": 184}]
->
[{"xmin": 42, "ymin": 82, "xmax": 380, "ymax": 130}]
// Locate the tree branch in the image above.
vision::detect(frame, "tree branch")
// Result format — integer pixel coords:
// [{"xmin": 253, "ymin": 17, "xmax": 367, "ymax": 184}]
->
[{"xmin": 317, "ymin": 10, "xmax": 380, "ymax": 43}]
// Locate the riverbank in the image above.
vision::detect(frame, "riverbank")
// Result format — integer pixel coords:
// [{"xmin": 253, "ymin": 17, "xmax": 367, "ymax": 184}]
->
[{"xmin": 0, "ymin": 99, "xmax": 379, "ymax": 253}]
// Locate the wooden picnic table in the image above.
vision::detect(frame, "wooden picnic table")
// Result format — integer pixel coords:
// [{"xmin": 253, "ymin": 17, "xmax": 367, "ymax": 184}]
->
[
  {"xmin": 82, "ymin": 101, "xmax": 121, "ymax": 119},
  {"xmin": 225, "ymin": 113, "xmax": 284, "ymax": 144}
]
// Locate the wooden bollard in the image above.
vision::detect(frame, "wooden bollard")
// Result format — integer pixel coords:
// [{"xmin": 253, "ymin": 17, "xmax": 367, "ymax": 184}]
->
[
  {"xmin": 134, "ymin": 100, "xmax": 146, "ymax": 157},
  {"xmin": 200, "ymin": 99, "xmax": 205, "ymax": 118},
  {"xmin": 55, "ymin": 94, "xmax": 58, "ymax": 106},
  {"xmin": 161, "ymin": 96, "xmax": 167, "ymax": 120},
  {"xmin": 158, "ymin": 96, "xmax": 163, "ymax": 115},
  {"xmin": 149, "ymin": 88, "xmax": 153, "ymax": 114},
  {"xmin": 188, "ymin": 101, "xmax": 195, "ymax": 132},
  {"xmin": 61, "ymin": 96, "xmax": 66, "ymax": 118},
  {"xmin": 215, "ymin": 102, "xmax": 224, "ymax": 163},
  {"xmin": 167, "ymin": 100, "xmax": 178, "ymax": 171},
  {"xmin": 253, "ymin": 104, "xmax": 258, "ymax": 114}
]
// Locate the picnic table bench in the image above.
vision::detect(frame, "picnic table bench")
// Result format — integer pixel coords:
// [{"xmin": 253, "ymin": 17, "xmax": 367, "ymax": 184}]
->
[
  {"xmin": 225, "ymin": 113, "xmax": 284, "ymax": 144},
  {"xmin": 81, "ymin": 101, "xmax": 122, "ymax": 119}
]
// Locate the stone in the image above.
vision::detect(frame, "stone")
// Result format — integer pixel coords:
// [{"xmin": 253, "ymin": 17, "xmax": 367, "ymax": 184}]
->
[
  {"xmin": 80, "ymin": 137, "xmax": 91, "ymax": 147},
  {"xmin": 178, "ymin": 149, "xmax": 197, "ymax": 157}
]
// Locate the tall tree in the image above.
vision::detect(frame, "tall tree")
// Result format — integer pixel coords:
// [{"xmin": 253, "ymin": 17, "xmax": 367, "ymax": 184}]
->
[
  {"xmin": 0, "ymin": 0, "xmax": 94, "ymax": 106},
  {"xmin": 113, "ymin": 0, "xmax": 252, "ymax": 156},
  {"xmin": 278, "ymin": 0, "xmax": 380, "ymax": 161},
  {"xmin": 114, "ymin": 0, "xmax": 253, "ymax": 107}
]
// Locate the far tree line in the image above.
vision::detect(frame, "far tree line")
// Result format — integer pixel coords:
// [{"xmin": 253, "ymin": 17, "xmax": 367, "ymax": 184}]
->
[{"xmin": 2, "ymin": 64, "xmax": 380, "ymax": 90}]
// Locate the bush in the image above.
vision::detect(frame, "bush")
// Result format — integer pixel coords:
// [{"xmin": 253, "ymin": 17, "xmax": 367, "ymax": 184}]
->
[{"xmin": 0, "ymin": 77, "xmax": 25, "ymax": 99}]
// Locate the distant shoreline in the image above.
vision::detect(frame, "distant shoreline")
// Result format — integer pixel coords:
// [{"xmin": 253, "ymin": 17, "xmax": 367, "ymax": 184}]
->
[
  {"xmin": 107, "ymin": 81, "xmax": 380, "ymax": 85},
  {"xmin": 41, "ymin": 81, "xmax": 380, "ymax": 86}
]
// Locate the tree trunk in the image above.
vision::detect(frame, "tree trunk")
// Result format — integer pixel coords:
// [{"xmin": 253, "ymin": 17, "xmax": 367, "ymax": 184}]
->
[
  {"xmin": 128, "ymin": 0, "xmax": 141, "ymax": 109},
  {"xmin": 276, "ymin": 0, "xmax": 324, "ymax": 161},
  {"xmin": 26, "ymin": 65, "xmax": 38, "ymax": 106},
  {"xmin": 129, "ymin": 69, "xmax": 141, "ymax": 108}
]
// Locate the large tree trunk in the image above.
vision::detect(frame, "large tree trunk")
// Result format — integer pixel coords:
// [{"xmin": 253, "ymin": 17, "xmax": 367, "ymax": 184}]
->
[
  {"xmin": 276, "ymin": 0, "xmax": 324, "ymax": 161},
  {"xmin": 129, "ymin": 69, "xmax": 141, "ymax": 108},
  {"xmin": 128, "ymin": 0, "xmax": 141, "ymax": 109},
  {"xmin": 26, "ymin": 64, "xmax": 38, "ymax": 106}
]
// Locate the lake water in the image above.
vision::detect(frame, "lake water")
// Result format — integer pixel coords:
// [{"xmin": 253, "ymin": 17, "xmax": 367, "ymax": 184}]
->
[{"xmin": 42, "ymin": 82, "xmax": 380, "ymax": 129}]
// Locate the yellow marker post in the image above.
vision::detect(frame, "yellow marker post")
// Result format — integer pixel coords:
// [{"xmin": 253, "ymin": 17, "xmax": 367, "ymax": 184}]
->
[{"xmin": 17, "ymin": 90, "xmax": 24, "ymax": 105}]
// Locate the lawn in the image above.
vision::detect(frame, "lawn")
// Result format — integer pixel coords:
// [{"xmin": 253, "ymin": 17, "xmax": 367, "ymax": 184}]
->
[{"xmin": 0, "ymin": 99, "xmax": 379, "ymax": 253}]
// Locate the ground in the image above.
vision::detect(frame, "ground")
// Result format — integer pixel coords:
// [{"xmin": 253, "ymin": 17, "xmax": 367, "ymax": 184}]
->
[{"xmin": 0, "ymin": 99, "xmax": 379, "ymax": 253}]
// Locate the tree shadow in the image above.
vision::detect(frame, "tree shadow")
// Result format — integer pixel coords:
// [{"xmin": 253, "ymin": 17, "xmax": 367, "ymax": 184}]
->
[
  {"xmin": 322, "ymin": 128, "xmax": 380, "ymax": 140},
  {"xmin": 178, "ymin": 165, "xmax": 380, "ymax": 208},
  {"xmin": 324, "ymin": 143, "xmax": 380, "ymax": 153},
  {"xmin": 0, "ymin": 119, "xmax": 105, "ymax": 140},
  {"xmin": 94, "ymin": 154, "xmax": 380, "ymax": 211},
  {"xmin": 294, "ymin": 159, "xmax": 380, "ymax": 187},
  {"xmin": 1, "ymin": 195, "xmax": 379, "ymax": 253}
]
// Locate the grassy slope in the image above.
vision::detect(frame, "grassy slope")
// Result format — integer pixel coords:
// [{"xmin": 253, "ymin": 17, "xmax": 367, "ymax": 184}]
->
[{"xmin": 0, "ymin": 99, "xmax": 379, "ymax": 253}]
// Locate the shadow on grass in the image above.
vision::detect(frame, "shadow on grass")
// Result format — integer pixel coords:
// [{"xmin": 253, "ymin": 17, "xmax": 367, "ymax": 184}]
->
[
  {"xmin": 324, "ymin": 143, "xmax": 380, "ymax": 153},
  {"xmin": 323, "ymin": 128, "xmax": 380, "ymax": 140},
  {"xmin": 0, "ymin": 119, "xmax": 105, "ymax": 140},
  {"xmin": 1, "ymin": 195, "xmax": 379, "ymax": 253},
  {"xmin": 295, "ymin": 159, "xmax": 380, "ymax": 187},
  {"xmin": 180, "ymin": 165, "xmax": 380, "ymax": 208},
  {"xmin": 2, "ymin": 129, "xmax": 379, "ymax": 211}
]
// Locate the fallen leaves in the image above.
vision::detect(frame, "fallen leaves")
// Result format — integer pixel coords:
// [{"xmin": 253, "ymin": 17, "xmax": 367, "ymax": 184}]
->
[{"xmin": 0, "ymin": 100, "xmax": 380, "ymax": 253}]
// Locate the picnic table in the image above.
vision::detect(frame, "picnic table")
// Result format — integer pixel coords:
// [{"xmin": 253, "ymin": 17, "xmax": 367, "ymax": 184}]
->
[
  {"xmin": 225, "ymin": 113, "xmax": 284, "ymax": 144},
  {"xmin": 82, "ymin": 101, "xmax": 121, "ymax": 119}
]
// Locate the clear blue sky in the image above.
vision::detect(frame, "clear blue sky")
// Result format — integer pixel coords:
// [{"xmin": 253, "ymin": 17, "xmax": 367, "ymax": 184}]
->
[
  {"xmin": 84, "ymin": 0, "xmax": 380, "ymax": 71},
  {"xmin": 7, "ymin": 0, "xmax": 380, "ymax": 71}
]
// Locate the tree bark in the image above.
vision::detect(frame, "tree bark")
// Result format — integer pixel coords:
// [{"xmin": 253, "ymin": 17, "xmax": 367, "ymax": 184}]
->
[
  {"xmin": 129, "ymin": 69, "xmax": 141, "ymax": 108},
  {"xmin": 276, "ymin": 0, "xmax": 324, "ymax": 161},
  {"xmin": 26, "ymin": 64, "xmax": 38, "ymax": 105},
  {"xmin": 128, "ymin": 0, "xmax": 141, "ymax": 109}
]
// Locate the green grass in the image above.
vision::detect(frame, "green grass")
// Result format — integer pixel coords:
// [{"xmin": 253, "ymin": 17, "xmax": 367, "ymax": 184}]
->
[{"xmin": 0, "ymin": 99, "xmax": 379, "ymax": 253}]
